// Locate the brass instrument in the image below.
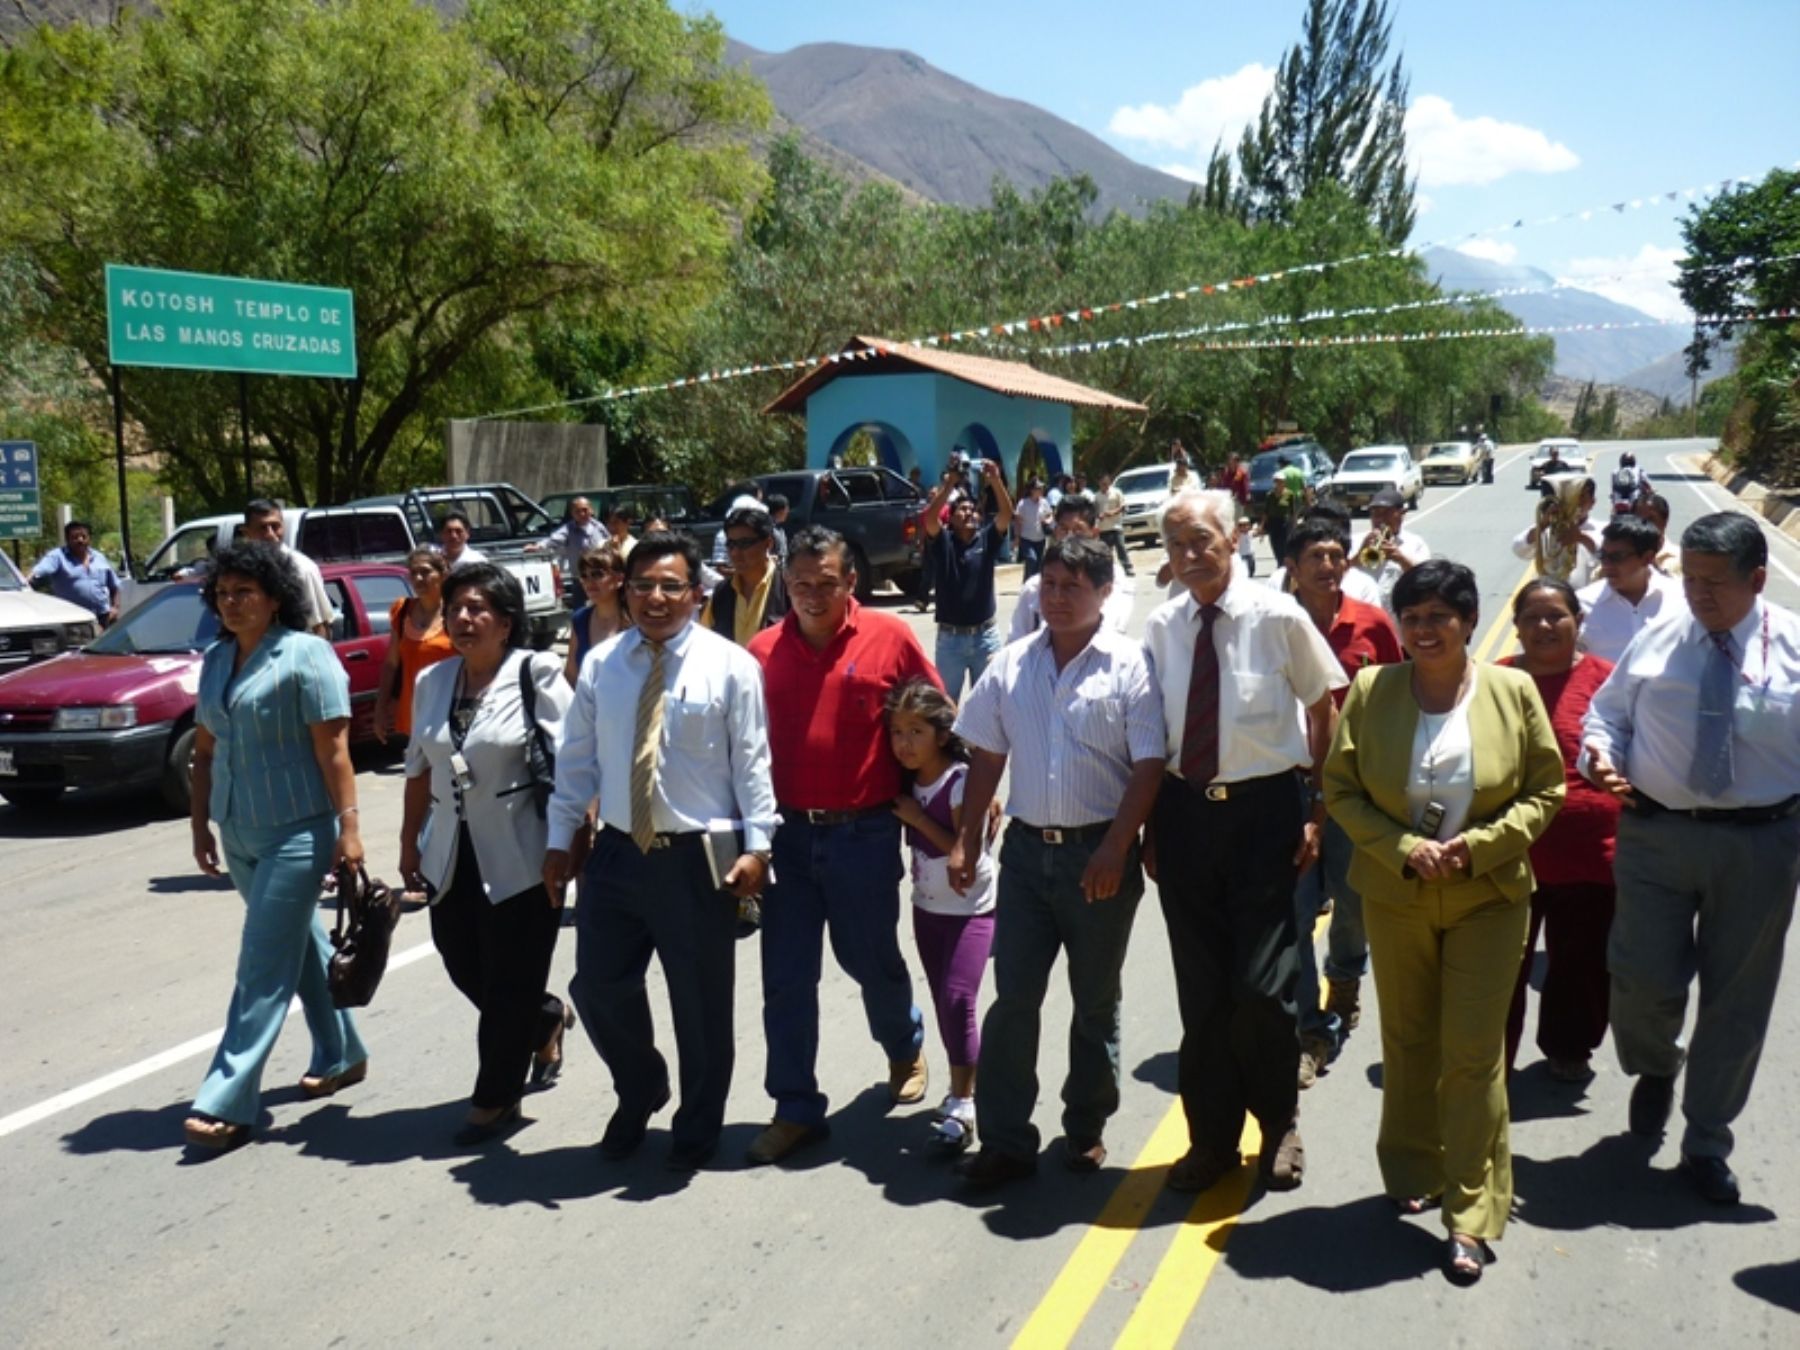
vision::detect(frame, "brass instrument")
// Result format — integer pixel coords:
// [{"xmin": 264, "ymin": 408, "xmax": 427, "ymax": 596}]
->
[
  {"xmin": 1358, "ymin": 526, "xmax": 1391, "ymax": 570},
  {"xmin": 1534, "ymin": 476, "xmax": 1587, "ymax": 581}
]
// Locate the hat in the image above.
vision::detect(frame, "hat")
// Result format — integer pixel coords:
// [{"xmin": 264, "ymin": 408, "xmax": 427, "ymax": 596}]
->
[{"xmin": 1369, "ymin": 487, "xmax": 1406, "ymax": 510}]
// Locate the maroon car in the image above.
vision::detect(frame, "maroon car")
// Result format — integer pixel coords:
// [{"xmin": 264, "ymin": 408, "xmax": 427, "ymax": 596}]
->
[{"xmin": 0, "ymin": 562, "xmax": 410, "ymax": 813}]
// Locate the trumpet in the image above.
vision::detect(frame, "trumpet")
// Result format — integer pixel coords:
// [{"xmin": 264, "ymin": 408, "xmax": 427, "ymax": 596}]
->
[{"xmin": 1358, "ymin": 526, "xmax": 1391, "ymax": 569}]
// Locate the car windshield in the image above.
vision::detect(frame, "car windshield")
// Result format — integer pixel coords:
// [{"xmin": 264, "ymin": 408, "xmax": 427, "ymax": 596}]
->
[
  {"xmin": 1114, "ymin": 466, "xmax": 1172, "ymax": 494},
  {"xmin": 1342, "ymin": 452, "xmax": 1403, "ymax": 472},
  {"xmin": 1426, "ymin": 445, "xmax": 1466, "ymax": 459},
  {"xmin": 1248, "ymin": 452, "xmax": 1290, "ymax": 485},
  {"xmin": 87, "ymin": 585, "xmax": 219, "ymax": 656},
  {"xmin": 1535, "ymin": 443, "xmax": 1577, "ymax": 458}
]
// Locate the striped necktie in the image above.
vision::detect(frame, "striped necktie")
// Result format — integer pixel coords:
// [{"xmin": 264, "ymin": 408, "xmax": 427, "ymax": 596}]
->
[
  {"xmin": 1689, "ymin": 629, "xmax": 1736, "ymax": 798},
  {"xmin": 1180, "ymin": 604, "xmax": 1221, "ymax": 785},
  {"xmin": 630, "ymin": 640, "xmax": 667, "ymax": 853}
]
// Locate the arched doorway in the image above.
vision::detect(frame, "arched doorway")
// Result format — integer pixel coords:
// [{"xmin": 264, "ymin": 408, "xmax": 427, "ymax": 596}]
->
[
  {"xmin": 1014, "ymin": 435, "xmax": 1063, "ymax": 494},
  {"xmin": 827, "ymin": 421, "xmax": 914, "ymax": 475},
  {"xmin": 950, "ymin": 422, "xmax": 1002, "ymax": 474}
]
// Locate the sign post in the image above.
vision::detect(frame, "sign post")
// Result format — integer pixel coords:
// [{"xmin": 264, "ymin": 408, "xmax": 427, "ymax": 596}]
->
[{"xmin": 0, "ymin": 442, "xmax": 42, "ymax": 547}]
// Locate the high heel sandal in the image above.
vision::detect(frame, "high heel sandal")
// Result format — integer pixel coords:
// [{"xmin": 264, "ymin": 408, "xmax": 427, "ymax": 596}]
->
[
  {"xmin": 183, "ymin": 1115, "xmax": 251, "ymax": 1152},
  {"xmin": 299, "ymin": 1059, "xmax": 368, "ymax": 1099},
  {"xmin": 530, "ymin": 1005, "xmax": 577, "ymax": 1090}
]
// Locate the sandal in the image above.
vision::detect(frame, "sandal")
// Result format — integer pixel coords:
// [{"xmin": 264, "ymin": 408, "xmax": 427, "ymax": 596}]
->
[
  {"xmin": 183, "ymin": 1115, "xmax": 250, "ymax": 1152},
  {"xmin": 300, "ymin": 1059, "xmax": 368, "ymax": 1099},
  {"xmin": 530, "ymin": 1005, "xmax": 576, "ymax": 1090},
  {"xmin": 1445, "ymin": 1234, "xmax": 1492, "ymax": 1286},
  {"xmin": 1392, "ymin": 1193, "xmax": 1442, "ymax": 1216}
]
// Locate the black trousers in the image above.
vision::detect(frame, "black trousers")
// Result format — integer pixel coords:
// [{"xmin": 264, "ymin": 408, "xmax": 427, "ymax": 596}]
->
[
  {"xmin": 569, "ymin": 828, "xmax": 739, "ymax": 1154},
  {"xmin": 429, "ymin": 825, "xmax": 565, "ymax": 1110},
  {"xmin": 1099, "ymin": 529, "xmax": 1135, "ymax": 575},
  {"xmin": 1154, "ymin": 772, "xmax": 1305, "ymax": 1159}
]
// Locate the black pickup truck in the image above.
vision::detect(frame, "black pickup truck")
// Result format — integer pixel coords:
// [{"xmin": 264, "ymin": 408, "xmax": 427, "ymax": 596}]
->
[{"xmin": 685, "ymin": 467, "xmax": 926, "ymax": 600}]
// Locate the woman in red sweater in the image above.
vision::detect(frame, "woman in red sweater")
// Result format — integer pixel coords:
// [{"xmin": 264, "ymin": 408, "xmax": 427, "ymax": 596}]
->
[{"xmin": 1501, "ymin": 578, "xmax": 1622, "ymax": 1081}]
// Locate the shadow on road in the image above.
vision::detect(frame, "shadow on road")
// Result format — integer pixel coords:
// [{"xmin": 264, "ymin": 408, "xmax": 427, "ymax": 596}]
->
[
  {"xmin": 1225, "ymin": 1195, "xmax": 1439, "ymax": 1291},
  {"xmin": 1506, "ymin": 1062, "xmax": 1596, "ymax": 1123},
  {"xmin": 1131, "ymin": 1051, "xmax": 1178, "ymax": 1093},
  {"xmin": 1733, "ymin": 1259, "xmax": 1800, "ymax": 1313},
  {"xmin": 146, "ymin": 874, "xmax": 237, "ymax": 894},
  {"xmin": 63, "ymin": 1101, "xmax": 199, "ymax": 1156},
  {"xmin": 1512, "ymin": 1134, "xmax": 1778, "ymax": 1231},
  {"xmin": 0, "ymin": 791, "xmax": 172, "ymax": 837}
]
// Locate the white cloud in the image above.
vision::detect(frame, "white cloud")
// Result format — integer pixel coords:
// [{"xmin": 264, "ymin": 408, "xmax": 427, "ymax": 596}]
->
[
  {"xmin": 1404, "ymin": 95, "xmax": 1579, "ymax": 188},
  {"xmin": 1455, "ymin": 239, "xmax": 1519, "ymax": 266},
  {"xmin": 1109, "ymin": 63, "xmax": 1276, "ymax": 157},
  {"xmin": 1159, "ymin": 162, "xmax": 1206, "ymax": 185},
  {"xmin": 1414, "ymin": 193, "xmax": 1436, "ymax": 215},
  {"xmin": 1558, "ymin": 245, "xmax": 1690, "ymax": 323}
]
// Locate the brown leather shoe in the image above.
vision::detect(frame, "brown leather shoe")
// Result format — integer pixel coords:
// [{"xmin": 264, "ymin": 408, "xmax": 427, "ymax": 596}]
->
[
  {"xmin": 745, "ymin": 1119, "xmax": 829, "ymax": 1166},
  {"xmin": 1326, "ymin": 977, "xmax": 1361, "ymax": 1031},
  {"xmin": 956, "ymin": 1148, "xmax": 1037, "ymax": 1188},
  {"xmin": 889, "ymin": 1054, "xmax": 929, "ymax": 1105},
  {"xmin": 1065, "ymin": 1136, "xmax": 1107, "ymax": 1172},
  {"xmin": 1297, "ymin": 1037, "xmax": 1331, "ymax": 1090},
  {"xmin": 1166, "ymin": 1147, "xmax": 1235, "ymax": 1194},
  {"xmin": 1261, "ymin": 1123, "xmax": 1305, "ymax": 1191},
  {"xmin": 299, "ymin": 1059, "xmax": 368, "ymax": 1100}
]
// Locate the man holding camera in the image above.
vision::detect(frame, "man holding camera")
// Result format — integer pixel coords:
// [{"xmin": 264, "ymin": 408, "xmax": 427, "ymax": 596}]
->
[{"xmin": 921, "ymin": 456, "xmax": 1015, "ymax": 696}]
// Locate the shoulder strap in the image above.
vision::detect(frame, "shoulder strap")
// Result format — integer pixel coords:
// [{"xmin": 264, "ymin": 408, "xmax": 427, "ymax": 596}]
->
[{"xmin": 517, "ymin": 651, "xmax": 537, "ymax": 723}]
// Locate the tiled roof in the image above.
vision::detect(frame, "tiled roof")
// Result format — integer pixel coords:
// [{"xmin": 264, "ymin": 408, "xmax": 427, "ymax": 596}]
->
[{"xmin": 763, "ymin": 336, "xmax": 1148, "ymax": 415}]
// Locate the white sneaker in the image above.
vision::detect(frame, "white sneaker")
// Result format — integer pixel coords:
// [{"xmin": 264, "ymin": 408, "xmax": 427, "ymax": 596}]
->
[
  {"xmin": 930, "ymin": 1093, "xmax": 958, "ymax": 1125},
  {"xmin": 934, "ymin": 1096, "xmax": 976, "ymax": 1151}
]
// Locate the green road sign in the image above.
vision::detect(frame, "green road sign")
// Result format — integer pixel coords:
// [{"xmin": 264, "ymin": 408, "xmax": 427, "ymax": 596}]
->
[
  {"xmin": 0, "ymin": 441, "xmax": 42, "ymax": 541},
  {"xmin": 105, "ymin": 264, "xmax": 357, "ymax": 379}
]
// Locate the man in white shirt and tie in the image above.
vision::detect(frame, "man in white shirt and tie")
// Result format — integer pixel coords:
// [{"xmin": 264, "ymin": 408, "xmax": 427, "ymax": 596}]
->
[
  {"xmin": 947, "ymin": 536, "xmax": 1166, "ymax": 1187},
  {"xmin": 544, "ymin": 531, "xmax": 779, "ymax": 1172},
  {"xmin": 1582, "ymin": 512, "xmax": 1800, "ymax": 1207},
  {"xmin": 1576, "ymin": 515, "xmax": 1686, "ymax": 662},
  {"xmin": 1142, "ymin": 490, "xmax": 1346, "ymax": 1197}
]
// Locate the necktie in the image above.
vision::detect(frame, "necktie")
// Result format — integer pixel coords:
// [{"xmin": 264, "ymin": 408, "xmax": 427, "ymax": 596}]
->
[
  {"xmin": 1180, "ymin": 604, "xmax": 1222, "ymax": 785},
  {"xmin": 630, "ymin": 641, "xmax": 667, "ymax": 853},
  {"xmin": 1689, "ymin": 629, "xmax": 1736, "ymax": 798}
]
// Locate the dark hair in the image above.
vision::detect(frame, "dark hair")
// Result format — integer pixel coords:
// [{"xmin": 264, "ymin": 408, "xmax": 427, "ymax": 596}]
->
[
  {"xmin": 440, "ymin": 509, "xmax": 473, "ymax": 532},
  {"xmin": 625, "ymin": 529, "xmax": 705, "ymax": 587},
  {"xmin": 442, "ymin": 561, "xmax": 528, "ymax": 649},
  {"xmin": 1513, "ymin": 577, "xmax": 1582, "ymax": 624},
  {"xmin": 243, "ymin": 498, "xmax": 282, "ymax": 523},
  {"xmin": 1638, "ymin": 492, "xmax": 1671, "ymax": 526},
  {"xmin": 884, "ymin": 678, "xmax": 969, "ymax": 779},
  {"xmin": 724, "ymin": 505, "xmax": 773, "ymax": 539},
  {"xmin": 725, "ymin": 479, "xmax": 760, "ymax": 502},
  {"xmin": 1601, "ymin": 515, "xmax": 1663, "ymax": 557},
  {"xmin": 1284, "ymin": 516, "xmax": 1351, "ymax": 561},
  {"xmin": 1301, "ymin": 500, "xmax": 1351, "ymax": 527},
  {"xmin": 63, "ymin": 519, "xmax": 91, "ymax": 538},
  {"xmin": 786, "ymin": 524, "xmax": 853, "ymax": 572},
  {"xmin": 1042, "ymin": 534, "xmax": 1114, "ymax": 589},
  {"xmin": 1053, "ymin": 494, "xmax": 1099, "ymax": 528},
  {"xmin": 202, "ymin": 541, "xmax": 312, "ymax": 634},
  {"xmin": 406, "ymin": 545, "xmax": 448, "ymax": 576},
  {"xmin": 1392, "ymin": 558, "xmax": 1480, "ymax": 627},
  {"xmin": 1680, "ymin": 511, "xmax": 1766, "ymax": 576},
  {"xmin": 766, "ymin": 493, "xmax": 790, "ymax": 514},
  {"xmin": 610, "ymin": 502, "xmax": 638, "ymax": 523}
]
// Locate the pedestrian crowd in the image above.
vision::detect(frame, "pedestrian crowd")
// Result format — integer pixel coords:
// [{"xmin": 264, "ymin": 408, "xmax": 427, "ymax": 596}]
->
[{"xmin": 175, "ymin": 467, "xmax": 1798, "ymax": 1290}]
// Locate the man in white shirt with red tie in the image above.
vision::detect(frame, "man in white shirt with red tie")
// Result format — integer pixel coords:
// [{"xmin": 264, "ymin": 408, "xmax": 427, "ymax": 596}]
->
[
  {"xmin": 1142, "ymin": 490, "xmax": 1345, "ymax": 1197},
  {"xmin": 1581, "ymin": 512, "xmax": 1800, "ymax": 1207}
]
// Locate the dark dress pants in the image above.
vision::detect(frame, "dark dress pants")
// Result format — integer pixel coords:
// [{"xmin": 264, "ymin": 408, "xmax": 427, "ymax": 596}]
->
[
  {"xmin": 1155, "ymin": 772, "xmax": 1304, "ymax": 1160},
  {"xmin": 429, "ymin": 825, "xmax": 565, "ymax": 1111},
  {"xmin": 569, "ymin": 828, "xmax": 739, "ymax": 1155},
  {"xmin": 1505, "ymin": 881, "xmax": 1616, "ymax": 1069}
]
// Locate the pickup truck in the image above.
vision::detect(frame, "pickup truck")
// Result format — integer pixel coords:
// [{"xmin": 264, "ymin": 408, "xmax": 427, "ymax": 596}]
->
[
  {"xmin": 539, "ymin": 484, "xmax": 700, "ymax": 528},
  {"xmin": 337, "ymin": 483, "xmax": 569, "ymax": 648},
  {"xmin": 684, "ymin": 467, "xmax": 925, "ymax": 600}
]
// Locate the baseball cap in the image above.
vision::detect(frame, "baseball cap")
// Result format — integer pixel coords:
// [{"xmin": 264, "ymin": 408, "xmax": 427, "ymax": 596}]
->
[{"xmin": 1369, "ymin": 487, "xmax": 1406, "ymax": 510}]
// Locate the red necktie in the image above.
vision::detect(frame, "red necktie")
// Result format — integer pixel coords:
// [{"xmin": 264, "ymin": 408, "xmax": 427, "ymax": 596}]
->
[{"xmin": 1180, "ymin": 604, "xmax": 1221, "ymax": 785}]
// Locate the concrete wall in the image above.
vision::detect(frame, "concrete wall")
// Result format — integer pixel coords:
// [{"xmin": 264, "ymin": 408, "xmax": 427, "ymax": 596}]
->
[{"xmin": 445, "ymin": 420, "xmax": 607, "ymax": 504}]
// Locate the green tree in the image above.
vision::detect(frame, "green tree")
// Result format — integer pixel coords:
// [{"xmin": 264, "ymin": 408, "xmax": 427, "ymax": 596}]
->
[{"xmin": 0, "ymin": 0, "xmax": 768, "ymax": 509}]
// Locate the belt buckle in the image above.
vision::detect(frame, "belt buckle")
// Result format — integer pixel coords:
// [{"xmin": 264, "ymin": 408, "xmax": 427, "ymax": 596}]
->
[
  {"xmin": 1042, "ymin": 827, "xmax": 1064, "ymax": 845},
  {"xmin": 1204, "ymin": 785, "xmax": 1229, "ymax": 802},
  {"xmin": 805, "ymin": 809, "xmax": 832, "ymax": 825},
  {"xmin": 652, "ymin": 834, "xmax": 673, "ymax": 850}
]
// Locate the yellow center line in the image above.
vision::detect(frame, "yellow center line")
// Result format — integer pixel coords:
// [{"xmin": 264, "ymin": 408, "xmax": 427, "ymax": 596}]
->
[{"xmin": 1472, "ymin": 561, "xmax": 1538, "ymax": 666}]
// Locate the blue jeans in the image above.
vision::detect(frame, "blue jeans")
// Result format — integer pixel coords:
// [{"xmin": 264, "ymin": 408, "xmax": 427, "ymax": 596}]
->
[
  {"xmin": 193, "ymin": 814, "xmax": 366, "ymax": 1125},
  {"xmin": 935, "ymin": 623, "xmax": 1001, "ymax": 699},
  {"xmin": 1294, "ymin": 816, "xmax": 1364, "ymax": 1049},
  {"xmin": 1019, "ymin": 537, "xmax": 1045, "ymax": 580},
  {"xmin": 760, "ymin": 813, "xmax": 923, "ymax": 1127},
  {"xmin": 978, "ymin": 826, "xmax": 1143, "ymax": 1158}
]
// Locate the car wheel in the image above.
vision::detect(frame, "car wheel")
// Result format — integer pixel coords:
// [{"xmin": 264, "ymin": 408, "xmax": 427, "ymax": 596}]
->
[
  {"xmin": 0, "ymin": 785, "xmax": 63, "ymax": 812},
  {"xmin": 850, "ymin": 544, "xmax": 875, "ymax": 602},
  {"xmin": 159, "ymin": 723, "xmax": 197, "ymax": 815}
]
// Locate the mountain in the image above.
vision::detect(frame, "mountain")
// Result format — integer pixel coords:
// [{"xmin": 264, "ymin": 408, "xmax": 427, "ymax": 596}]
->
[
  {"xmin": 1420, "ymin": 247, "xmax": 1688, "ymax": 385},
  {"xmin": 1614, "ymin": 342, "xmax": 1736, "ymax": 403},
  {"xmin": 726, "ymin": 40, "xmax": 1192, "ymax": 218}
]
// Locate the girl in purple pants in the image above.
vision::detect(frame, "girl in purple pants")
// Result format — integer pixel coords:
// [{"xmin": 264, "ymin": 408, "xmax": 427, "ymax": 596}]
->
[{"xmin": 887, "ymin": 679, "xmax": 996, "ymax": 1151}]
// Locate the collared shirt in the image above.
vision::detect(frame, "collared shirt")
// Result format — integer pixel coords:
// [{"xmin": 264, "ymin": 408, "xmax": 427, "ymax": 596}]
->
[
  {"xmin": 1576, "ymin": 569, "xmax": 1687, "ymax": 663},
  {"xmin": 1512, "ymin": 524, "xmax": 1597, "ymax": 589},
  {"xmin": 749, "ymin": 600, "xmax": 943, "ymax": 811},
  {"xmin": 1354, "ymin": 528, "xmax": 1431, "ymax": 612},
  {"xmin": 1266, "ymin": 564, "xmax": 1384, "ymax": 608},
  {"xmin": 1581, "ymin": 598, "xmax": 1800, "ymax": 810},
  {"xmin": 1317, "ymin": 593, "xmax": 1404, "ymax": 707},
  {"xmin": 546, "ymin": 518, "xmax": 606, "ymax": 576},
  {"xmin": 281, "ymin": 545, "xmax": 337, "ymax": 631},
  {"xmin": 932, "ymin": 521, "xmax": 1003, "ymax": 626},
  {"xmin": 726, "ymin": 566, "xmax": 775, "ymax": 645},
  {"xmin": 197, "ymin": 628, "xmax": 349, "ymax": 829},
  {"xmin": 1007, "ymin": 570, "xmax": 1136, "ymax": 643},
  {"xmin": 30, "ymin": 546, "xmax": 119, "ymax": 619},
  {"xmin": 1142, "ymin": 573, "xmax": 1346, "ymax": 783},
  {"xmin": 956, "ymin": 625, "xmax": 1165, "ymax": 827},
  {"xmin": 1096, "ymin": 487, "xmax": 1125, "ymax": 530},
  {"xmin": 441, "ymin": 545, "xmax": 488, "ymax": 568},
  {"xmin": 1015, "ymin": 497, "xmax": 1047, "ymax": 543},
  {"xmin": 548, "ymin": 619, "xmax": 779, "ymax": 853}
]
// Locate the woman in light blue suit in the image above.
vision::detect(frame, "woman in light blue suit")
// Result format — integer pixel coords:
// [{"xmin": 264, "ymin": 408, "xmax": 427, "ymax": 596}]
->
[{"xmin": 184, "ymin": 543, "xmax": 368, "ymax": 1152}]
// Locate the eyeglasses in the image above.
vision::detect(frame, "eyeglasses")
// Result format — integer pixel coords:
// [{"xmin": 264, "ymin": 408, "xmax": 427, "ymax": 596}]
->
[
  {"xmin": 626, "ymin": 579, "xmax": 695, "ymax": 598},
  {"xmin": 724, "ymin": 535, "xmax": 765, "ymax": 551}
]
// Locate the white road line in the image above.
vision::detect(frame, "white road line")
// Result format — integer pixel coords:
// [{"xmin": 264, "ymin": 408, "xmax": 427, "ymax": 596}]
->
[
  {"xmin": 0, "ymin": 939, "xmax": 438, "ymax": 1142},
  {"xmin": 1409, "ymin": 447, "xmax": 1534, "ymax": 526},
  {"xmin": 1673, "ymin": 452, "xmax": 1800, "ymax": 589}
]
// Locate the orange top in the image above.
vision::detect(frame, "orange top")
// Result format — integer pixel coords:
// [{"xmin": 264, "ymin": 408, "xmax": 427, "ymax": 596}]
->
[{"xmin": 388, "ymin": 597, "xmax": 456, "ymax": 736}]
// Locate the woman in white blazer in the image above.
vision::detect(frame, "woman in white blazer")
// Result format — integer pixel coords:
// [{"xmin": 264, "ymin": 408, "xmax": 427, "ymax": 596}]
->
[{"xmin": 400, "ymin": 563, "xmax": 574, "ymax": 1145}]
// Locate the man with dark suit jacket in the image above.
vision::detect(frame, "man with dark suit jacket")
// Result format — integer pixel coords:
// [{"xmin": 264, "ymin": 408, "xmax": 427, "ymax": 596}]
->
[{"xmin": 703, "ymin": 505, "xmax": 789, "ymax": 645}]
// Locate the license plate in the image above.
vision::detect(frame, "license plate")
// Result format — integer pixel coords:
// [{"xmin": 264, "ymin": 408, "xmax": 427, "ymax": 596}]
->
[
  {"xmin": 506, "ymin": 560, "xmax": 556, "ymax": 603},
  {"xmin": 0, "ymin": 747, "xmax": 14, "ymax": 776}
]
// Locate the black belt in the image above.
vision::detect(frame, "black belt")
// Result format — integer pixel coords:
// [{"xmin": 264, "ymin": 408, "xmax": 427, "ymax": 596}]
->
[
  {"xmin": 601, "ymin": 825, "xmax": 700, "ymax": 850},
  {"xmin": 1630, "ymin": 792, "xmax": 1800, "ymax": 826},
  {"xmin": 1013, "ymin": 820, "xmax": 1111, "ymax": 845},
  {"xmin": 1163, "ymin": 769, "xmax": 1300, "ymax": 803},
  {"xmin": 938, "ymin": 621, "xmax": 995, "ymax": 637},
  {"xmin": 783, "ymin": 803, "xmax": 890, "ymax": 826}
]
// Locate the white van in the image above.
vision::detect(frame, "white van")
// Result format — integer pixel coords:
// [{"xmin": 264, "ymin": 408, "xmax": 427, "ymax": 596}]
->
[{"xmin": 0, "ymin": 549, "xmax": 102, "ymax": 676}]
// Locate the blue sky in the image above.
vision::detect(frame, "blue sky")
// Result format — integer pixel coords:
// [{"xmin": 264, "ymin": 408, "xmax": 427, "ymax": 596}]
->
[{"xmin": 691, "ymin": 0, "xmax": 1799, "ymax": 319}]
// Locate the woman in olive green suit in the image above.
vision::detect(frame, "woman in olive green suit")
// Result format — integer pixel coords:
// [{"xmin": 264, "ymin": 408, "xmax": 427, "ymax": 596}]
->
[{"xmin": 1323, "ymin": 560, "xmax": 1564, "ymax": 1285}]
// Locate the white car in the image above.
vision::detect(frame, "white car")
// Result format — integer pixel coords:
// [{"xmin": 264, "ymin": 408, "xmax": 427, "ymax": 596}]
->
[
  {"xmin": 1328, "ymin": 445, "xmax": 1423, "ymax": 513},
  {"xmin": 1113, "ymin": 464, "xmax": 1176, "ymax": 545},
  {"xmin": 1528, "ymin": 438, "xmax": 1588, "ymax": 489},
  {"xmin": 0, "ymin": 549, "xmax": 102, "ymax": 677}
]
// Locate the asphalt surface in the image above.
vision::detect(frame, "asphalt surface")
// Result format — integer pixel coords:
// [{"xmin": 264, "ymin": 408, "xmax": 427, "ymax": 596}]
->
[{"xmin": 1, "ymin": 438, "xmax": 1796, "ymax": 1348}]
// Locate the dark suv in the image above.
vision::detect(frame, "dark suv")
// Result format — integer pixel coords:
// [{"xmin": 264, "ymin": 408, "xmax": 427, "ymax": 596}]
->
[{"xmin": 1248, "ymin": 442, "xmax": 1336, "ymax": 508}]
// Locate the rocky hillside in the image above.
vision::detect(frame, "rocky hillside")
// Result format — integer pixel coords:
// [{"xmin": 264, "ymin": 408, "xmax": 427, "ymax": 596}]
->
[{"xmin": 1539, "ymin": 375, "xmax": 1663, "ymax": 428}]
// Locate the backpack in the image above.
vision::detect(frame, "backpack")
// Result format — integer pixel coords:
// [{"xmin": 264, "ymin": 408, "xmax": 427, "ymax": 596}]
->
[{"xmin": 1611, "ymin": 467, "xmax": 1638, "ymax": 500}]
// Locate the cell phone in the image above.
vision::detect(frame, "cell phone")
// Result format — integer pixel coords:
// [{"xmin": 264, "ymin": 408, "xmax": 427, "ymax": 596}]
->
[
  {"xmin": 1420, "ymin": 801, "xmax": 1446, "ymax": 839},
  {"xmin": 449, "ymin": 751, "xmax": 474, "ymax": 794}
]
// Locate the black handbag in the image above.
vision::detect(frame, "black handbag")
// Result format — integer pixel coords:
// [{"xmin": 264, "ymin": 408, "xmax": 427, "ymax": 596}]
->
[
  {"xmin": 518, "ymin": 657, "xmax": 557, "ymax": 817},
  {"xmin": 328, "ymin": 862, "xmax": 402, "ymax": 1008}
]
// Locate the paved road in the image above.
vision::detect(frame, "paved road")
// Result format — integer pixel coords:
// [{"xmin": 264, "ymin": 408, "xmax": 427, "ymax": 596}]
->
[{"xmin": 2, "ymin": 439, "xmax": 1795, "ymax": 1347}]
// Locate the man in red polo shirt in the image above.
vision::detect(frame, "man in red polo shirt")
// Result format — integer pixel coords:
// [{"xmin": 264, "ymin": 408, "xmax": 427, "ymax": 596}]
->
[
  {"xmin": 745, "ymin": 525, "xmax": 942, "ymax": 1165},
  {"xmin": 1283, "ymin": 517, "xmax": 1403, "ymax": 1086}
]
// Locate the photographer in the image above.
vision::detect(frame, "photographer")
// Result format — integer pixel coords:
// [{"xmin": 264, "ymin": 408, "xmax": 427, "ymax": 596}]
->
[{"xmin": 922, "ymin": 455, "xmax": 1014, "ymax": 696}]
